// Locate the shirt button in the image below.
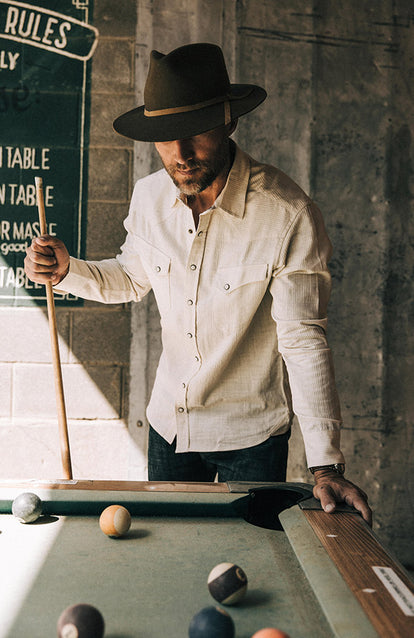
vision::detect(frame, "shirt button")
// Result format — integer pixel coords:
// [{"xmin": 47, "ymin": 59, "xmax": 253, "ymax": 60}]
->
[
  {"xmin": 187, "ymin": 333, "xmax": 193, "ymax": 338},
  {"xmin": 178, "ymin": 407, "xmax": 185, "ymax": 413},
  {"xmin": 224, "ymin": 283, "xmax": 230, "ymax": 290},
  {"xmin": 155, "ymin": 266, "xmax": 161, "ymax": 273},
  {"xmin": 190, "ymin": 264, "xmax": 197, "ymax": 270},
  {"xmin": 197, "ymin": 231, "xmax": 203, "ymax": 236},
  {"xmin": 195, "ymin": 356, "xmax": 200, "ymax": 362},
  {"xmin": 188, "ymin": 229, "xmax": 193, "ymax": 234},
  {"xmin": 187, "ymin": 299, "xmax": 193, "ymax": 306},
  {"xmin": 182, "ymin": 383, "xmax": 186, "ymax": 388}
]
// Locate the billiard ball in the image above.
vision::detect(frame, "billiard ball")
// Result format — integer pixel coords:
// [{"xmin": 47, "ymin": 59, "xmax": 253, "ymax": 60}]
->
[
  {"xmin": 12, "ymin": 492, "xmax": 42, "ymax": 523},
  {"xmin": 207, "ymin": 562, "xmax": 248, "ymax": 605},
  {"xmin": 251, "ymin": 629, "xmax": 291, "ymax": 638},
  {"xmin": 57, "ymin": 603, "xmax": 104, "ymax": 638},
  {"xmin": 189, "ymin": 606, "xmax": 235, "ymax": 638},
  {"xmin": 99, "ymin": 504, "xmax": 131, "ymax": 537}
]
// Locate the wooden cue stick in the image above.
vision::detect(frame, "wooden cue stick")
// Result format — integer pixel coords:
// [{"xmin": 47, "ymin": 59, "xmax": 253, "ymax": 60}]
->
[{"xmin": 35, "ymin": 176, "xmax": 73, "ymax": 480}]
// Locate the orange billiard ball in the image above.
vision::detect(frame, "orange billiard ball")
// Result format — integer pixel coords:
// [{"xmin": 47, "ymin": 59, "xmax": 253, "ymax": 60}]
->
[
  {"xmin": 99, "ymin": 504, "xmax": 131, "ymax": 538},
  {"xmin": 251, "ymin": 629, "xmax": 291, "ymax": 638}
]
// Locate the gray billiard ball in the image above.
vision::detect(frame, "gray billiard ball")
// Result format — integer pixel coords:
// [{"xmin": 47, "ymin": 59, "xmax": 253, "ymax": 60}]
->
[{"xmin": 12, "ymin": 492, "xmax": 42, "ymax": 523}]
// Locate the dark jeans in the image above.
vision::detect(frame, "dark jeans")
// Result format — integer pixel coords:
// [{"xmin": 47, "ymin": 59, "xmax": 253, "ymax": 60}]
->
[{"xmin": 148, "ymin": 426, "xmax": 290, "ymax": 482}]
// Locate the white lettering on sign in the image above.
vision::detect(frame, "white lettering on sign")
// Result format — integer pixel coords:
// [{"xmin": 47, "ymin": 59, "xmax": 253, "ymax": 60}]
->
[
  {"xmin": 0, "ymin": 146, "xmax": 50, "ymax": 169},
  {"xmin": 0, "ymin": 221, "xmax": 56, "ymax": 241},
  {"xmin": 0, "ymin": 2, "xmax": 99, "ymax": 61},
  {"xmin": 0, "ymin": 183, "xmax": 54, "ymax": 206},
  {"xmin": 0, "ymin": 49, "xmax": 19, "ymax": 70},
  {"xmin": 4, "ymin": 7, "xmax": 71, "ymax": 49}
]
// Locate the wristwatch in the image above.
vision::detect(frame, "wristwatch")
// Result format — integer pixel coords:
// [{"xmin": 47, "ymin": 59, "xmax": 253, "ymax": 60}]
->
[{"xmin": 309, "ymin": 463, "xmax": 345, "ymax": 475}]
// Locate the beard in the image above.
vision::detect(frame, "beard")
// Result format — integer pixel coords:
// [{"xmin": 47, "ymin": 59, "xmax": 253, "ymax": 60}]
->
[{"xmin": 163, "ymin": 139, "xmax": 230, "ymax": 196}]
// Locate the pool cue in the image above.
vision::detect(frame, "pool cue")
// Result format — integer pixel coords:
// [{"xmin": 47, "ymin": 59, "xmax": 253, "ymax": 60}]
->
[{"xmin": 35, "ymin": 177, "xmax": 73, "ymax": 480}]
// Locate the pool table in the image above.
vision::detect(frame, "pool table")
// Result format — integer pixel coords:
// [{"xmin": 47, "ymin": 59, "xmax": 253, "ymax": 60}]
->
[{"xmin": 0, "ymin": 480, "xmax": 413, "ymax": 638}]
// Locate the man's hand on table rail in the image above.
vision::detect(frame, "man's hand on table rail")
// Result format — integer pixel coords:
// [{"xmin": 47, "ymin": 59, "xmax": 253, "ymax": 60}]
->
[{"xmin": 313, "ymin": 469, "xmax": 372, "ymax": 526}]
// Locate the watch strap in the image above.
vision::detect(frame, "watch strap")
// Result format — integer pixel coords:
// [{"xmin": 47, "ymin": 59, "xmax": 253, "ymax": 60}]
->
[{"xmin": 309, "ymin": 463, "xmax": 345, "ymax": 475}]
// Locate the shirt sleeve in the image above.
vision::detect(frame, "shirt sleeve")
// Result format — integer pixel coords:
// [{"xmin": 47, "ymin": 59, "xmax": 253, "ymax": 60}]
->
[
  {"xmin": 269, "ymin": 203, "xmax": 345, "ymax": 468},
  {"xmin": 54, "ymin": 209, "xmax": 152, "ymax": 304}
]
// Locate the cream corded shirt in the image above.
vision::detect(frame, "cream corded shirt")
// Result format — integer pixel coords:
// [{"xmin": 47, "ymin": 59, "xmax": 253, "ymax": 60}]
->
[{"xmin": 56, "ymin": 144, "xmax": 345, "ymax": 468}]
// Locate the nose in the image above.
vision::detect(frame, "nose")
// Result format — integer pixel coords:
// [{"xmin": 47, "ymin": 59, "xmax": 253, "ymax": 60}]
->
[{"xmin": 173, "ymin": 138, "xmax": 194, "ymax": 164}]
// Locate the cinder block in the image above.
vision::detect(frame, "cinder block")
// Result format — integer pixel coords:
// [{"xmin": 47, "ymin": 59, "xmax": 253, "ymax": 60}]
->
[
  {"xmin": 0, "ymin": 424, "xmax": 62, "ymax": 479},
  {"xmin": 13, "ymin": 364, "xmax": 125, "ymax": 419},
  {"xmin": 67, "ymin": 421, "xmax": 130, "ymax": 478},
  {"xmin": 86, "ymin": 201, "xmax": 128, "ymax": 258},
  {"xmin": 0, "ymin": 364, "xmax": 12, "ymax": 416},
  {"xmin": 93, "ymin": 0, "xmax": 137, "ymax": 38},
  {"xmin": 92, "ymin": 39, "xmax": 135, "ymax": 92},
  {"xmin": 71, "ymin": 309, "xmax": 131, "ymax": 364},
  {"xmin": 0, "ymin": 421, "xmax": 130, "ymax": 479},
  {"xmin": 0, "ymin": 309, "xmax": 70, "ymax": 363},
  {"xmin": 90, "ymin": 93, "xmax": 136, "ymax": 147},
  {"xmin": 88, "ymin": 147, "xmax": 132, "ymax": 201}
]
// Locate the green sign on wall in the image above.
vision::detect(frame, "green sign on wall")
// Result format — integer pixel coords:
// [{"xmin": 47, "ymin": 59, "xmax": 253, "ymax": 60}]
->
[{"xmin": 0, "ymin": 0, "xmax": 97, "ymax": 305}]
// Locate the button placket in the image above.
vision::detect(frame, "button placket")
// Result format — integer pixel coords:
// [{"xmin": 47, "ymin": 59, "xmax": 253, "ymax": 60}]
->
[{"xmin": 184, "ymin": 215, "xmax": 210, "ymax": 379}]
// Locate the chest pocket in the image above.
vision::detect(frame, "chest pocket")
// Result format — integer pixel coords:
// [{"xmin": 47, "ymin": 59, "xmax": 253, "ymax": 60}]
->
[
  {"xmin": 213, "ymin": 263, "xmax": 270, "ymax": 335},
  {"xmin": 216, "ymin": 263, "xmax": 269, "ymax": 294},
  {"xmin": 136, "ymin": 237, "xmax": 172, "ymax": 312}
]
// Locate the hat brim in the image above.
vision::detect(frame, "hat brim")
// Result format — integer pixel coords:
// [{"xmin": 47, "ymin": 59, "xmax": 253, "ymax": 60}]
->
[{"xmin": 113, "ymin": 84, "xmax": 266, "ymax": 142}]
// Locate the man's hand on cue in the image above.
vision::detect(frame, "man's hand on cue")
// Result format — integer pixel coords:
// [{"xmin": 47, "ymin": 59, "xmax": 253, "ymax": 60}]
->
[
  {"xmin": 24, "ymin": 235, "xmax": 70, "ymax": 286},
  {"xmin": 313, "ymin": 469, "xmax": 373, "ymax": 526}
]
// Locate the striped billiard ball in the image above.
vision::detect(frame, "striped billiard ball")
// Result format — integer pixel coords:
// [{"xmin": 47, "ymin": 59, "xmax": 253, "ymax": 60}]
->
[
  {"xmin": 99, "ymin": 504, "xmax": 131, "ymax": 538},
  {"xmin": 207, "ymin": 562, "xmax": 248, "ymax": 605}
]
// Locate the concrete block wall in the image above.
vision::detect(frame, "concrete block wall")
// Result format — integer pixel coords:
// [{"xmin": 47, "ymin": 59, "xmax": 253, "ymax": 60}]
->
[{"xmin": 0, "ymin": 0, "xmax": 137, "ymax": 479}]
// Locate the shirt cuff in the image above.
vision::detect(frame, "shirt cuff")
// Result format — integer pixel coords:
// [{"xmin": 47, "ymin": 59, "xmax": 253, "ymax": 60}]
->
[
  {"xmin": 53, "ymin": 256, "xmax": 79, "ymax": 294},
  {"xmin": 299, "ymin": 417, "xmax": 345, "ymax": 468}
]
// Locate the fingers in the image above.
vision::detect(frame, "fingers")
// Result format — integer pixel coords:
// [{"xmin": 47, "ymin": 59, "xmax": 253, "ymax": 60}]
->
[
  {"xmin": 313, "ymin": 483, "xmax": 337, "ymax": 514},
  {"xmin": 344, "ymin": 491, "xmax": 373, "ymax": 526},
  {"xmin": 24, "ymin": 235, "xmax": 70, "ymax": 285},
  {"xmin": 313, "ymin": 478, "xmax": 373, "ymax": 526}
]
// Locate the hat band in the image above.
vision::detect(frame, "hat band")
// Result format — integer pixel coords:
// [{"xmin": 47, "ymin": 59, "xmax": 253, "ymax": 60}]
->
[{"xmin": 144, "ymin": 94, "xmax": 232, "ymax": 125}]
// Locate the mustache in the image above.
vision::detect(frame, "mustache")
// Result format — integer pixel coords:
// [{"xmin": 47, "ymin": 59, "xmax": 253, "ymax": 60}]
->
[{"xmin": 169, "ymin": 159, "xmax": 207, "ymax": 172}]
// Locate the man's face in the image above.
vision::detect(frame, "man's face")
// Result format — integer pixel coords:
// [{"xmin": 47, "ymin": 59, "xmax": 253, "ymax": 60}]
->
[{"xmin": 154, "ymin": 125, "xmax": 232, "ymax": 196}]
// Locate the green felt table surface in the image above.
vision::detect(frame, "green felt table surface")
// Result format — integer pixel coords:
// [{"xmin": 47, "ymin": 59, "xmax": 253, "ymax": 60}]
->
[
  {"xmin": 2, "ymin": 510, "xmax": 334, "ymax": 638},
  {"xmin": 0, "ymin": 482, "xmax": 410, "ymax": 638}
]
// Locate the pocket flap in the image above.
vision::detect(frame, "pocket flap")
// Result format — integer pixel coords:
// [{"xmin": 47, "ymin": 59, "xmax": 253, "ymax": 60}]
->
[
  {"xmin": 216, "ymin": 263, "xmax": 269, "ymax": 293},
  {"xmin": 136, "ymin": 237, "xmax": 171, "ymax": 276}
]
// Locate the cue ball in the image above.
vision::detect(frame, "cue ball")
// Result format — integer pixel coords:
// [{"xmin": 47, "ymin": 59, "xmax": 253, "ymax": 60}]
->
[
  {"xmin": 251, "ymin": 630, "xmax": 291, "ymax": 638},
  {"xmin": 207, "ymin": 562, "xmax": 248, "ymax": 605},
  {"xmin": 99, "ymin": 504, "xmax": 131, "ymax": 538},
  {"xmin": 12, "ymin": 492, "xmax": 42, "ymax": 523},
  {"xmin": 57, "ymin": 603, "xmax": 104, "ymax": 638},
  {"xmin": 189, "ymin": 606, "xmax": 235, "ymax": 638}
]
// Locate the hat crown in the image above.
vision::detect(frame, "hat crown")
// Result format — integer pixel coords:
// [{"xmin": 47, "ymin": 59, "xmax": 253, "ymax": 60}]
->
[{"xmin": 144, "ymin": 43, "xmax": 231, "ymax": 112}]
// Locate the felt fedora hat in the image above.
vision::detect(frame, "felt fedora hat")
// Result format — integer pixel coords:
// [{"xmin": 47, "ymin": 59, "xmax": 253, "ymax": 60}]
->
[{"xmin": 113, "ymin": 43, "xmax": 267, "ymax": 142}]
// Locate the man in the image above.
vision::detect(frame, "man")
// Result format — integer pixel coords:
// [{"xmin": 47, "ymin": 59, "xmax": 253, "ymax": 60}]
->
[{"xmin": 25, "ymin": 43, "xmax": 371, "ymax": 524}]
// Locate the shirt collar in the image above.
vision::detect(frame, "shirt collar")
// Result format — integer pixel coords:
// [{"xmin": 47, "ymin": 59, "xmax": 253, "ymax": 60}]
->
[
  {"xmin": 215, "ymin": 142, "xmax": 250, "ymax": 218},
  {"xmin": 170, "ymin": 141, "xmax": 250, "ymax": 218}
]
